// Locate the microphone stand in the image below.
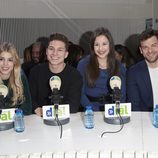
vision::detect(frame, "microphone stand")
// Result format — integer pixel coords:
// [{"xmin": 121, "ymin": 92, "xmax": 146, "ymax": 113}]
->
[
  {"xmin": 101, "ymin": 88, "xmax": 126, "ymax": 137},
  {"xmin": 54, "ymin": 104, "xmax": 63, "ymax": 139},
  {"xmin": 104, "ymin": 87, "xmax": 130, "ymax": 125},
  {"xmin": 115, "ymin": 100, "xmax": 124, "ymax": 126},
  {"xmin": 51, "ymin": 88, "xmax": 61, "ymax": 121},
  {"xmin": 0, "ymin": 94, "xmax": 5, "ymax": 109},
  {"xmin": 51, "ymin": 88, "xmax": 63, "ymax": 138},
  {"xmin": 101, "ymin": 99, "xmax": 125, "ymax": 137},
  {"xmin": 44, "ymin": 88, "xmax": 69, "ymax": 138}
]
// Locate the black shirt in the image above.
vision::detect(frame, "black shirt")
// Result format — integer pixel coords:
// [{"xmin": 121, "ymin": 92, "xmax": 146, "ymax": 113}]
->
[
  {"xmin": 1, "ymin": 73, "xmax": 32, "ymax": 115},
  {"xmin": 29, "ymin": 63, "xmax": 82, "ymax": 113}
]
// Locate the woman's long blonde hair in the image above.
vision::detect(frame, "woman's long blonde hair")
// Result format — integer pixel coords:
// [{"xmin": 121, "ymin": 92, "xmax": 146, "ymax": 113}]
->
[{"xmin": 0, "ymin": 42, "xmax": 24, "ymax": 106}]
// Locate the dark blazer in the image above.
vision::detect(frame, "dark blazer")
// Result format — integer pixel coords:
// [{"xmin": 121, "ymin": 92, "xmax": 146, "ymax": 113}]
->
[{"xmin": 127, "ymin": 60, "xmax": 153, "ymax": 111}]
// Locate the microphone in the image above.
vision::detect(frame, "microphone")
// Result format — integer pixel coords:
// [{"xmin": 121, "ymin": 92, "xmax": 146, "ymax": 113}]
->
[
  {"xmin": 109, "ymin": 76, "xmax": 122, "ymax": 122},
  {"xmin": 49, "ymin": 76, "xmax": 61, "ymax": 91},
  {"xmin": 0, "ymin": 84, "xmax": 8, "ymax": 109},
  {"xmin": 0, "ymin": 84, "xmax": 8, "ymax": 98},
  {"xmin": 103, "ymin": 76, "xmax": 130, "ymax": 127},
  {"xmin": 44, "ymin": 75, "xmax": 70, "ymax": 136},
  {"xmin": 49, "ymin": 76, "xmax": 61, "ymax": 105},
  {"xmin": 110, "ymin": 76, "xmax": 121, "ymax": 90},
  {"xmin": 110, "ymin": 76, "xmax": 121, "ymax": 102},
  {"xmin": 45, "ymin": 76, "xmax": 62, "ymax": 136}
]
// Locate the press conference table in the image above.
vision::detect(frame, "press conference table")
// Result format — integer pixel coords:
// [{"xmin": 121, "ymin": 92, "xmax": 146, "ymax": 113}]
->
[{"xmin": 0, "ymin": 112, "xmax": 157, "ymax": 155}]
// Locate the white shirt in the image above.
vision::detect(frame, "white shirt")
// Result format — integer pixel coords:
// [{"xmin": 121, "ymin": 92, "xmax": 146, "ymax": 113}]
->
[{"xmin": 148, "ymin": 67, "xmax": 158, "ymax": 108}]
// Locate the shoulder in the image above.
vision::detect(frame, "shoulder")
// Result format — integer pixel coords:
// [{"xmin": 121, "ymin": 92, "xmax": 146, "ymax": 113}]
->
[
  {"xmin": 78, "ymin": 55, "xmax": 90, "ymax": 67},
  {"xmin": 30, "ymin": 63, "xmax": 48, "ymax": 74},
  {"xmin": 65, "ymin": 64, "xmax": 81, "ymax": 76},
  {"xmin": 21, "ymin": 71, "xmax": 27, "ymax": 80},
  {"xmin": 118, "ymin": 62, "xmax": 126, "ymax": 73},
  {"xmin": 22, "ymin": 61, "xmax": 35, "ymax": 67},
  {"xmin": 22, "ymin": 61, "xmax": 37, "ymax": 73},
  {"xmin": 21, "ymin": 71, "xmax": 29, "ymax": 85},
  {"xmin": 77, "ymin": 55, "xmax": 90, "ymax": 72},
  {"xmin": 128, "ymin": 60, "xmax": 147, "ymax": 74},
  {"xmin": 62, "ymin": 65, "xmax": 82, "ymax": 83}
]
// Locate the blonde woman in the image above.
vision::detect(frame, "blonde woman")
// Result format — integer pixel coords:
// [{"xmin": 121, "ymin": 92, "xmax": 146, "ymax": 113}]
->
[{"xmin": 0, "ymin": 42, "xmax": 32, "ymax": 115}]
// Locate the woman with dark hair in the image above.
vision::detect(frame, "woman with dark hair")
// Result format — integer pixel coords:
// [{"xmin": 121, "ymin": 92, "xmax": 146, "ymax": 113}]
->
[{"xmin": 77, "ymin": 27, "xmax": 126, "ymax": 111}]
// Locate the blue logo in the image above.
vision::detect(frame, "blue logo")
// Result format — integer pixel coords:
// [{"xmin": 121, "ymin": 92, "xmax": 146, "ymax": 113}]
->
[
  {"xmin": 46, "ymin": 107, "xmax": 53, "ymax": 117},
  {"xmin": 45, "ymin": 107, "xmax": 66, "ymax": 117},
  {"xmin": 108, "ymin": 105, "xmax": 128, "ymax": 115}
]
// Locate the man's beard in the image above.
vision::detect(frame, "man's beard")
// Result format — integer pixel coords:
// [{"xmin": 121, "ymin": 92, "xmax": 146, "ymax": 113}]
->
[{"xmin": 145, "ymin": 54, "xmax": 158, "ymax": 64}]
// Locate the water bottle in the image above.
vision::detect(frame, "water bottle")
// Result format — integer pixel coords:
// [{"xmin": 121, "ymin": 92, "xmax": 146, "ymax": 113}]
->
[
  {"xmin": 14, "ymin": 108, "xmax": 25, "ymax": 132},
  {"xmin": 152, "ymin": 105, "xmax": 158, "ymax": 128},
  {"xmin": 84, "ymin": 105, "xmax": 94, "ymax": 129}
]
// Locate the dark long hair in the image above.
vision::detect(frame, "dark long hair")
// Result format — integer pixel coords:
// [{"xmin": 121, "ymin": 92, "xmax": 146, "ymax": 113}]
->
[{"xmin": 86, "ymin": 27, "xmax": 119, "ymax": 87}]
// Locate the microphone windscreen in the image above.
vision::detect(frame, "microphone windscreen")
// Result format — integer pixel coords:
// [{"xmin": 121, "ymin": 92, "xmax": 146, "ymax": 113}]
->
[
  {"xmin": 49, "ymin": 76, "xmax": 61, "ymax": 91},
  {"xmin": 0, "ymin": 84, "xmax": 8, "ymax": 98},
  {"xmin": 110, "ymin": 76, "xmax": 121, "ymax": 90}
]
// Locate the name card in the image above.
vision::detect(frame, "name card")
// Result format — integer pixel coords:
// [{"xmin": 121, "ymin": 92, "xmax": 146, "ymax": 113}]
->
[
  {"xmin": 43, "ymin": 104, "xmax": 70, "ymax": 120},
  {"xmin": 0, "ymin": 108, "xmax": 15, "ymax": 123},
  {"xmin": 105, "ymin": 103, "xmax": 131, "ymax": 118}
]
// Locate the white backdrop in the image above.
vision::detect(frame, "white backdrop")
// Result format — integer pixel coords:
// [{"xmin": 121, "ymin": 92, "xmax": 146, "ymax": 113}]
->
[
  {"xmin": 0, "ymin": 0, "xmax": 154, "ymax": 58},
  {"xmin": 0, "ymin": 18, "xmax": 145, "ymax": 58}
]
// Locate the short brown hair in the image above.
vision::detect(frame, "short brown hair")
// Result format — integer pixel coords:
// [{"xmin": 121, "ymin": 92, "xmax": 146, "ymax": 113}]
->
[
  {"xmin": 139, "ymin": 29, "xmax": 158, "ymax": 46},
  {"xmin": 48, "ymin": 33, "xmax": 69, "ymax": 51}
]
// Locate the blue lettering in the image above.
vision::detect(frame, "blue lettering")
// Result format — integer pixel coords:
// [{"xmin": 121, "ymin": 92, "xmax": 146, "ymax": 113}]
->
[
  {"xmin": 108, "ymin": 106, "xmax": 114, "ymax": 115},
  {"xmin": 46, "ymin": 107, "xmax": 53, "ymax": 117},
  {"xmin": 108, "ymin": 105, "xmax": 129, "ymax": 116}
]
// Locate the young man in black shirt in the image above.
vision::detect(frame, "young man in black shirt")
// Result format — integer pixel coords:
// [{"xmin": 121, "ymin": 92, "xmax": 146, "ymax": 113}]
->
[{"xmin": 29, "ymin": 33, "xmax": 82, "ymax": 116}]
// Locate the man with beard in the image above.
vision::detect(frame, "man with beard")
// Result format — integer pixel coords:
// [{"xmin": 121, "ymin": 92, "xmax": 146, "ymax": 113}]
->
[{"xmin": 127, "ymin": 29, "xmax": 158, "ymax": 111}]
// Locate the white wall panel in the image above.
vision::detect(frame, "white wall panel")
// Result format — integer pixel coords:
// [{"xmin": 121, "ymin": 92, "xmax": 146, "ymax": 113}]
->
[
  {"xmin": 0, "ymin": 0, "xmax": 153, "ymax": 19},
  {"xmin": 0, "ymin": 0, "xmax": 153, "ymax": 58},
  {"xmin": 153, "ymin": 0, "xmax": 158, "ymax": 29},
  {"xmin": 0, "ymin": 18, "xmax": 145, "ymax": 58}
]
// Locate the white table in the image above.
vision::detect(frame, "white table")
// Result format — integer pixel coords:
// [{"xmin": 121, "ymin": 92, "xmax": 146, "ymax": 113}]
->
[
  {"xmin": 0, "ymin": 112, "xmax": 157, "ymax": 155},
  {"xmin": 141, "ymin": 112, "xmax": 158, "ymax": 152}
]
